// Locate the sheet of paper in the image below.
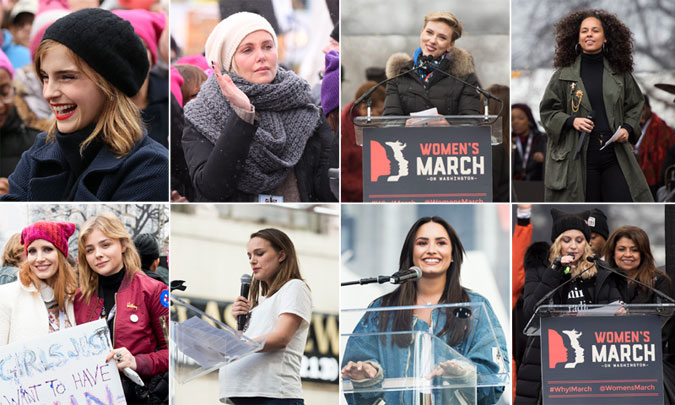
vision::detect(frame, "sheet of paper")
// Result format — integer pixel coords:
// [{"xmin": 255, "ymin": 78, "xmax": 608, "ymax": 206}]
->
[
  {"xmin": 599, "ymin": 127, "xmax": 623, "ymax": 151},
  {"xmin": 408, "ymin": 107, "xmax": 440, "ymax": 126},
  {"xmin": 577, "ymin": 300, "xmax": 623, "ymax": 316}
]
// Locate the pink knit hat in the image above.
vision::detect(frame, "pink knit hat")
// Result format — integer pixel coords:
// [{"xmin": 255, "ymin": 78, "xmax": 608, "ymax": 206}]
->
[
  {"xmin": 0, "ymin": 49, "xmax": 13, "ymax": 79},
  {"xmin": 112, "ymin": 9, "xmax": 165, "ymax": 65},
  {"xmin": 28, "ymin": 0, "xmax": 70, "ymax": 60},
  {"xmin": 21, "ymin": 221, "xmax": 76, "ymax": 257}
]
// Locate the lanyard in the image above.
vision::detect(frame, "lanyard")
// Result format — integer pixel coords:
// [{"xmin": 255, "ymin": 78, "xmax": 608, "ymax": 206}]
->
[{"xmin": 515, "ymin": 132, "xmax": 534, "ymax": 170}]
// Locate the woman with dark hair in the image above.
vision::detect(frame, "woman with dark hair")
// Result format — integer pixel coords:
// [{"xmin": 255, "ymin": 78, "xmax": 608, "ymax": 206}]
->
[
  {"xmin": 383, "ymin": 11, "xmax": 481, "ymax": 118},
  {"xmin": 514, "ymin": 209, "xmax": 625, "ymax": 403},
  {"xmin": 341, "ymin": 217, "xmax": 507, "ymax": 405},
  {"xmin": 602, "ymin": 226, "xmax": 670, "ymax": 303},
  {"xmin": 539, "ymin": 9, "xmax": 650, "ymax": 202},
  {"xmin": 512, "ymin": 103, "xmax": 547, "ymax": 181},
  {"xmin": 224, "ymin": 228, "xmax": 312, "ymax": 404}
]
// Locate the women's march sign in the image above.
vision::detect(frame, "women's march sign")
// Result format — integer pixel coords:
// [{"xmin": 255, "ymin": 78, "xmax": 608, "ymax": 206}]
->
[
  {"xmin": 0, "ymin": 319, "xmax": 125, "ymax": 404},
  {"xmin": 541, "ymin": 316, "xmax": 663, "ymax": 404}
]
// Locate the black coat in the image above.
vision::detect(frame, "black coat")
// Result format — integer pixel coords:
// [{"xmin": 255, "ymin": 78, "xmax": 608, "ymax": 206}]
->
[
  {"xmin": 141, "ymin": 71, "xmax": 169, "ymax": 149},
  {"xmin": 182, "ymin": 112, "xmax": 337, "ymax": 202},
  {"xmin": 514, "ymin": 246, "xmax": 625, "ymax": 404},
  {"xmin": 383, "ymin": 47, "xmax": 481, "ymax": 116},
  {"xmin": 0, "ymin": 106, "xmax": 39, "ymax": 177},
  {"xmin": 1, "ymin": 133, "xmax": 168, "ymax": 201}
]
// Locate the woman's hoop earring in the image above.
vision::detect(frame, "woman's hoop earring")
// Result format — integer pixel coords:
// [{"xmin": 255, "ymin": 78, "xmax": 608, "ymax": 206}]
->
[{"xmin": 575, "ymin": 43, "xmax": 581, "ymax": 54}]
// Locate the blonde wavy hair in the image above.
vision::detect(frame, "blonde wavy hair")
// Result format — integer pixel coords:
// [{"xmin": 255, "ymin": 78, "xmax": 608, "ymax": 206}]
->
[
  {"xmin": 77, "ymin": 212, "xmax": 141, "ymax": 303},
  {"xmin": 2, "ymin": 233, "xmax": 24, "ymax": 267},
  {"xmin": 549, "ymin": 231, "xmax": 596, "ymax": 278},
  {"xmin": 423, "ymin": 11, "xmax": 463, "ymax": 42},
  {"xmin": 34, "ymin": 40, "xmax": 144, "ymax": 157},
  {"xmin": 19, "ymin": 247, "xmax": 77, "ymax": 312}
]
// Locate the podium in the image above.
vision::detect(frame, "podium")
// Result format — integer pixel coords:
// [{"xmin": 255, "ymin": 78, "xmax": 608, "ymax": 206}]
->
[
  {"xmin": 170, "ymin": 295, "xmax": 264, "ymax": 397},
  {"xmin": 524, "ymin": 303, "xmax": 675, "ymax": 404},
  {"xmin": 354, "ymin": 115, "xmax": 501, "ymax": 202},
  {"xmin": 340, "ymin": 303, "xmax": 509, "ymax": 405}
]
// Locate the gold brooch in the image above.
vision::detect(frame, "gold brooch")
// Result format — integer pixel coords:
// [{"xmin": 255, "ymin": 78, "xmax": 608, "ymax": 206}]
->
[
  {"xmin": 571, "ymin": 89, "xmax": 583, "ymax": 113},
  {"xmin": 571, "ymin": 83, "xmax": 576, "ymax": 90}
]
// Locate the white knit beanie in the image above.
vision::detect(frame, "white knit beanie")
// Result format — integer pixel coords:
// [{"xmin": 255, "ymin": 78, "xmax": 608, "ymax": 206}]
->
[{"xmin": 205, "ymin": 11, "xmax": 278, "ymax": 73}]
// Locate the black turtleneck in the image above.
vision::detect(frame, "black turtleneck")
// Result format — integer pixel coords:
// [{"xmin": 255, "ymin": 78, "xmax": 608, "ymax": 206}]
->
[
  {"xmin": 55, "ymin": 124, "xmax": 103, "ymax": 200},
  {"xmin": 98, "ymin": 266, "xmax": 126, "ymax": 338},
  {"xmin": 580, "ymin": 52, "xmax": 611, "ymax": 136}
]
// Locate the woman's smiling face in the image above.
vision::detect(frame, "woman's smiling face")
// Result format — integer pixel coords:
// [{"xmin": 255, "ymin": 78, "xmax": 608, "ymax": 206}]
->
[
  {"xmin": 39, "ymin": 44, "xmax": 106, "ymax": 134},
  {"xmin": 420, "ymin": 20, "xmax": 454, "ymax": 58}
]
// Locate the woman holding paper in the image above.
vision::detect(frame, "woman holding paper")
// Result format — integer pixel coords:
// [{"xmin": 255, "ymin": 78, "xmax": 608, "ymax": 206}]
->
[
  {"xmin": 74, "ymin": 212, "xmax": 168, "ymax": 402},
  {"xmin": 514, "ymin": 209, "xmax": 625, "ymax": 403},
  {"xmin": 224, "ymin": 228, "xmax": 312, "ymax": 404},
  {"xmin": 539, "ymin": 9, "xmax": 650, "ymax": 202},
  {"xmin": 341, "ymin": 216, "xmax": 508, "ymax": 405},
  {"xmin": 0, "ymin": 221, "xmax": 77, "ymax": 345},
  {"xmin": 383, "ymin": 11, "xmax": 481, "ymax": 118}
]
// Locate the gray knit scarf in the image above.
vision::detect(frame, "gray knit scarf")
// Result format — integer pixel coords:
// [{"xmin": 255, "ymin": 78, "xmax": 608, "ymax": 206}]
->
[{"xmin": 184, "ymin": 67, "xmax": 319, "ymax": 194}]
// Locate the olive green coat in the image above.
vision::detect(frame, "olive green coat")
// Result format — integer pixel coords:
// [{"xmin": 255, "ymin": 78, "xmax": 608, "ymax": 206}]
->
[{"xmin": 539, "ymin": 56, "xmax": 652, "ymax": 202}]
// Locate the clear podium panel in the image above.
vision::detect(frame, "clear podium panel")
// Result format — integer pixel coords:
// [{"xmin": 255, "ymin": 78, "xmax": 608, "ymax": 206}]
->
[
  {"xmin": 523, "ymin": 303, "xmax": 675, "ymax": 336},
  {"xmin": 341, "ymin": 303, "xmax": 509, "ymax": 405},
  {"xmin": 170, "ymin": 295, "xmax": 263, "ymax": 384},
  {"xmin": 353, "ymin": 115, "xmax": 502, "ymax": 146}
]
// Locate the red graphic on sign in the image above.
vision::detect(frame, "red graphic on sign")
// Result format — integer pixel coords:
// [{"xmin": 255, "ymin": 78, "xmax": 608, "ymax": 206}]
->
[
  {"xmin": 370, "ymin": 140, "xmax": 391, "ymax": 182},
  {"xmin": 549, "ymin": 329, "xmax": 569, "ymax": 368}
]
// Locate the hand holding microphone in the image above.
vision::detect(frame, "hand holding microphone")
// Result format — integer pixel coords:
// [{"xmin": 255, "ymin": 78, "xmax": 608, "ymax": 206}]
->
[
  {"xmin": 235, "ymin": 274, "xmax": 252, "ymax": 331},
  {"xmin": 552, "ymin": 254, "xmax": 575, "ymax": 274}
]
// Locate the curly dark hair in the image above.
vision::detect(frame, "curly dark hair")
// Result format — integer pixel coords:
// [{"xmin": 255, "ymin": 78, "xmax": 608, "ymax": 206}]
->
[{"xmin": 553, "ymin": 9, "xmax": 634, "ymax": 73}]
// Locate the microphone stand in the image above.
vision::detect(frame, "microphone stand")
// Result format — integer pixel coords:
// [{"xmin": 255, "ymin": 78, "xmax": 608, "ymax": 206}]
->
[
  {"xmin": 426, "ymin": 65, "xmax": 503, "ymax": 123},
  {"xmin": 591, "ymin": 257, "xmax": 675, "ymax": 305},
  {"xmin": 349, "ymin": 59, "xmax": 435, "ymax": 124},
  {"xmin": 341, "ymin": 275, "xmax": 391, "ymax": 286}
]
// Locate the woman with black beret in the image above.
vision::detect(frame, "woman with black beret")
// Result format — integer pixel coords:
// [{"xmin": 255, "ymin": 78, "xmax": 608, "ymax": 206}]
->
[{"xmin": 1, "ymin": 8, "xmax": 168, "ymax": 201}]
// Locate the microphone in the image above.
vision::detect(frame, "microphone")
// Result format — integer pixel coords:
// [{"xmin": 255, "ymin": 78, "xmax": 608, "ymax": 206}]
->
[
  {"xmin": 551, "ymin": 254, "xmax": 575, "ymax": 275},
  {"xmin": 238, "ymin": 274, "xmax": 252, "ymax": 331},
  {"xmin": 534, "ymin": 260, "xmax": 596, "ymax": 310},
  {"xmin": 389, "ymin": 266, "xmax": 422, "ymax": 284},
  {"xmin": 574, "ymin": 110, "xmax": 595, "ymax": 160},
  {"xmin": 587, "ymin": 256, "xmax": 675, "ymax": 304},
  {"xmin": 349, "ymin": 57, "xmax": 435, "ymax": 120},
  {"xmin": 341, "ymin": 266, "xmax": 423, "ymax": 286}
]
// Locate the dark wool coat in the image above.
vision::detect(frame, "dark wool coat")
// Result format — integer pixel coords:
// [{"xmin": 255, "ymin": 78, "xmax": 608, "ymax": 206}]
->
[
  {"xmin": 514, "ymin": 245, "xmax": 625, "ymax": 404},
  {"xmin": 383, "ymin": 47, "xmax": 481, "ymax": 116},
  {"xmin": 182, "ymin": 112, "xmax": 337, "ymax": 202},
  {"xmin": 1, "ymin": 133, "xmax": 168, "ymax": 201},
  {"xmin": 0, "ymin": 106, "xmax": 39, "ymax": 177},
  {"xmin": 539, "ymin": 56, "xmax": 651, "ymax": 202}
]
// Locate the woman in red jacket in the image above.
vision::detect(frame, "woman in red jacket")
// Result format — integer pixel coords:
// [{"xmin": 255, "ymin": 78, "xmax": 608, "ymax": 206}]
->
[{"xmin": 74, "ymin": 212, "xmax": 168, "ymax": 402}]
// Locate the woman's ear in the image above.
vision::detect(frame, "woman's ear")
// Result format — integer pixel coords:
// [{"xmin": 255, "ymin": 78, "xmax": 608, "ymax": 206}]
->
[{"xmin": 278, "ymin": 250, "xmax": 287, "ymax": 263}]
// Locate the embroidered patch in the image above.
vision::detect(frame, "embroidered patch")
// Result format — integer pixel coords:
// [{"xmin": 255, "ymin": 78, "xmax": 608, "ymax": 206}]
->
[
  {"xmin": 588, "ymin": 216, "xmax": 596, "ymax": 227},
  {"xmin": 161, "ymin": 290, "xmax": 169, "ymax": 308}
]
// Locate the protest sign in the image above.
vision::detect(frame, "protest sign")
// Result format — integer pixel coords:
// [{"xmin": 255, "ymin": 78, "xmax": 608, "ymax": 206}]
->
[{"xmin": 0, "ymin": 319, "xmax": 125, "ymax": 404}]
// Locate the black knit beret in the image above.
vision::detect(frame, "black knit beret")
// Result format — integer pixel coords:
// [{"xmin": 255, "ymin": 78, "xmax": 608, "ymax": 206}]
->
[
  {"xmin": 587, "ymin": 208, "xmax": 609, "ymax": 240},
  {"xmin": 550, "ymin": 208, "xmax": 591, "ymax": 242},
  {"xmin": 43, "ymin": 8, "xmax": 149, "ymax": 97}
]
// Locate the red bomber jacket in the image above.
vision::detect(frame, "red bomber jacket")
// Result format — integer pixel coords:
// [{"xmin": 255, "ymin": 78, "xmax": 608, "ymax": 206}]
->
[{"xmin": 73, "ymin": 270, "xmax": 169, "ymax": 377}]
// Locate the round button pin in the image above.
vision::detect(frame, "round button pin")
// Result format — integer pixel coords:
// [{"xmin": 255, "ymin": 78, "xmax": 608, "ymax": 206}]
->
[{"xmin": 130, "ymin": 314, "xmax": 139, "ymax": 323}]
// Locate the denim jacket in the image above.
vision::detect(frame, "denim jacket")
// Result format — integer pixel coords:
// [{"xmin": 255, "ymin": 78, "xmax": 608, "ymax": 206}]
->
[{"xmin": 342, "ymin": 291, "xmax": 507, "ymax": 405}]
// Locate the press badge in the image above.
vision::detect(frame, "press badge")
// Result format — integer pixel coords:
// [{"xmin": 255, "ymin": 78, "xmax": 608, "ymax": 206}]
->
[{"xmin": 258, "ymin": 194, "xmax": 284, "ymax": 203}]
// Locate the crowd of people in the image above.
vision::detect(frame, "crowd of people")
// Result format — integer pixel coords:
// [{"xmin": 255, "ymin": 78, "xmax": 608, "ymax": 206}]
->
[{"xmin": 0, "ymin": 213, "xmax": 169, "ymax": 402}]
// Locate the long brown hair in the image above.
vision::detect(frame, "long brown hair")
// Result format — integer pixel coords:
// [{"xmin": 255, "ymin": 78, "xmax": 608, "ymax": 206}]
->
[
  {"xmin": 34, "ymin": 40, "xmax": 144, "ymax": 156},
  {"xmin": 602, "ymin": 226, "xmax": 669, "ymax": 292},
  {"xmin": 77, "ymin": 212, "xmax": 142, "ymax": 303},
  {"xmin": 379, "ymin": 216, "xmax": 470, "ymax": 346},
  {"xmin": 19, "ymin": 247, "xmax": 77, "ymax": 312},
  {"xmin": 248, "ymin": 228, "xmax": 306, "ymax": 309}
]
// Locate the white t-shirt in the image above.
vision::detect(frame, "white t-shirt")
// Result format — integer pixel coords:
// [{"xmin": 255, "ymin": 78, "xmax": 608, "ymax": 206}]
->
[{"xmin": 219, "ymin": 279, "xmax": 312, "ymax": 401}]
